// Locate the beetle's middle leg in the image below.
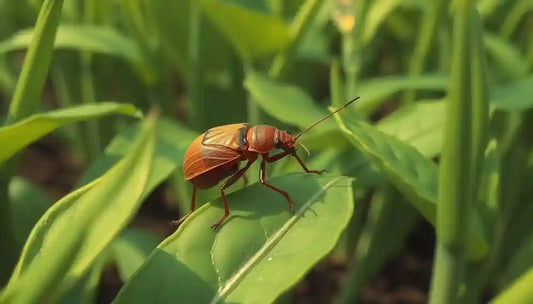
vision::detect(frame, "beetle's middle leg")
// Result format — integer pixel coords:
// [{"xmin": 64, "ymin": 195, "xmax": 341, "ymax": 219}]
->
[
  {"xmin": 211, "ymin": 158, "xmax": 256, "ymax": 230},
  {"xmin": 259, "ymin": 157, "xmax": 295, "ymax": 213},
  {"xmin": 264, "ymin": 150, "xmax": 326, "ymax": 175}
]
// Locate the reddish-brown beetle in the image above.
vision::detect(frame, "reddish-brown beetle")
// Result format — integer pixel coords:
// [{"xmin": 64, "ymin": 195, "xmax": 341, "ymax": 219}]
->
[{"xmin": 177, "ymin": 97, "xmax": 359, "ymax": 229}]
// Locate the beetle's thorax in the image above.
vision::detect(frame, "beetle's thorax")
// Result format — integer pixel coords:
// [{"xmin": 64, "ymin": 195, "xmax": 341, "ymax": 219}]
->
[{"xmin": 247, "ymin": 125, "xmax": 295, "ymax": 153}]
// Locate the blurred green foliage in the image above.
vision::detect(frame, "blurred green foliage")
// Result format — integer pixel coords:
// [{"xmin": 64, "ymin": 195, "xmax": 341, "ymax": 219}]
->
[{"xmin": 0, "ymin": 0, "xmax": 532, "ymax": 303}]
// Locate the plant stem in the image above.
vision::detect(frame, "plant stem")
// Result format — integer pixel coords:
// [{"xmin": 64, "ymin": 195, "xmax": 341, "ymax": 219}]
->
[
  {"xmin": 402, "ymin": 0, "xmax": 446, "ymax": 104},
  {"xmin": 186, "ymin": 1, "xmax": 206, "ymax": 131},
  {"xmin": 269, "ymin": 0, "xmax": 324, "ymax": 80},
  {"xmin": 429, "ymin": 1, "xmax": 489, "ymax": 303},
  {"xmin": 340, "ymin": 0, "xmax": 368, "ymax": 100}
]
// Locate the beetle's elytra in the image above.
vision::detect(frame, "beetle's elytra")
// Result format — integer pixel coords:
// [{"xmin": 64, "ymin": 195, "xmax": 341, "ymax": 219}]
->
[{"xmin": 177, "ymin": 97, "xmax": 359, "ymax": 230}]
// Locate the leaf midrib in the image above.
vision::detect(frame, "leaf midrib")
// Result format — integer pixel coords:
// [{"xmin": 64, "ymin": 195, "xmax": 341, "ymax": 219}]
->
[{"xmin": 210, "ymin": 176, "xmax": 344, "ymax": 304}]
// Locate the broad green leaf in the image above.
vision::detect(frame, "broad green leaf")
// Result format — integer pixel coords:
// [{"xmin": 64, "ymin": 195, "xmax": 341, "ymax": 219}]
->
[
  {"xmin": 197, "ymin": 0, "xmax": 290, "ymax": 59},
  {"xmin": 7, "ymin": 177, "xmax": 51, "ymax": 248},
  {"xmin": 355, "ymin": 75, "xmax": 448, "ymax": 114},
  {"xmin": 77, "ymin": 117, "xmax": 197, "ymax": 197},
  {"xmin": 483, "ymin": 32, "xmax": 528, "ymax": 79},
  {"xmin": 0, "ymin": 25, "xmax": 154, "ymax": 84},
  {"xmin": 244, "ymin": 72, "xmax": 327, "ymax": 127},
  {"xmin": 111, "ymin": 228, "xmax": 161, "ymax": 282},
  {"xmin": 363, "ymin": 0, "xmax": 404, "ymax": 43},
  {"xmin": 244, "ymin": 72, "xmax": 342, "ymax": 149},
  {"xmin": 491, "ymin": 76, "xmax": 533, "ymax": 111},
  {"xmin": 491, "ymin": 268, "xmax": 533, "ymax": 304},
  {"xmin": 0, "ymin": 102, "xmax": 140, "ymax": 165},
  {"xmin": 338, "ymin": 187, "xmax": 418, "ymax": 303},
  {"xmin": 501, "ymin": 232, "xmax": 533, "ymax": 288},
  {"xmin": 0, "ymin": 113, "xmax": 156, "ymax": 304},
  {"xmin": 57, "ymin": 254, "xmax": 107, "ymax": 304},
  {"xmin": 377, "ymin": 101, "xmax": 445, "ymax": 157},
  {"xmin": 335, "ymin": 113, "xmax": 488, "ymax": 260},
  {"xmin": 113, "ymin": 174, "xmax": 353, "ymax": 304}
]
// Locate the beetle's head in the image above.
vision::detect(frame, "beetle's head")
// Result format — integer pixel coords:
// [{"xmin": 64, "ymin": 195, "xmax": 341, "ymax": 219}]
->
[{"xmin": 273, "ymin": 130, "xmax": 296, "ymax": 152}]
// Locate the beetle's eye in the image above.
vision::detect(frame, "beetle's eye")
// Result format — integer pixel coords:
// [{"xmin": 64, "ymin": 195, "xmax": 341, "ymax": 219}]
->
[
  {"xmin": 286, "ymin": 131, "xmax": 292, "ymax": 135},
  {"xmin": 274, "ymin": 138, "xmax": 282, "ymax": 149}
]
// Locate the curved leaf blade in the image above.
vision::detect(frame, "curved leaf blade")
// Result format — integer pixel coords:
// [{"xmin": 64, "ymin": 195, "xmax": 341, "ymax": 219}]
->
[
  {"xmin": 0, "ymin": 113, "xmax": 155, "ymax": 304},
  {"xmin": 335, "ymin": 113, "xmax": 488, "ymax": 260},
  {"xmin": 377, "ymin": 101, "xmax": 445, "ymax": 157},
  {"xmin": 0, "ymin": 25, "xmax": 153, "ymax": 82},
  {"xmin": 197, "ymin": 0, "xmax": 290, "ymax": 59},
  {"xmin": 76, "ymin": 117, "xmax": 197, "ymax": 197},
  {"xmin": 0, "ymin": 102, "xmax": 140, "ymax": 165},
  {"xmin": 113, "ymin": 174, "xmax": 353, "ymax": 304}
]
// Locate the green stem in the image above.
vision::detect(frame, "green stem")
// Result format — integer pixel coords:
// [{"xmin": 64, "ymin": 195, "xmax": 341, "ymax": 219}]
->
[
  {"xmin": 402, "ymin": 0, "xmax": 446, "ymax": 104},
  {"xmin": 51, "ymin": 64, "xmax": 84, "ymax": 156},
  {"xmin": 342, "ymin": 0, "xmax": 368, "ymax": 100},
  {"xmin": 429, "ymin": 0, "xmax": 478, "ymax": 303},
  {"xmin": 186, "ymin": 1, "xmax": 206, "ymax": 131},
  {"xmin": 269, "ymin": 0, "xmax": 324, "ymax": 79}
]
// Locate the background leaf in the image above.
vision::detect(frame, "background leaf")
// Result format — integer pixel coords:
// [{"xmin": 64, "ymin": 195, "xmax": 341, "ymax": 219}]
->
[
  {"xmin": 335, "ymin": 112, "xmax": 488, "ymax": 260},
  {"xmin": 197, "ymin": 0, "xmax": 290, "ymax": 59},
  {"xmin": 0, "ymin": 113, "xmax": 155, "ymax": 304},
  {"xmin": 111, "ymin": 228, "xmax": 162, "ymax": 282},
  {"xmin": 0, "ymin": 103, "xmax": 140, "ymax": 165}
]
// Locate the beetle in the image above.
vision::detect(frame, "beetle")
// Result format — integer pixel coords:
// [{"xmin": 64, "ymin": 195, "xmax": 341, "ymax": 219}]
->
[{"xmin": 176, "ymin": 97, "xmax": 359, "ymax": 230}]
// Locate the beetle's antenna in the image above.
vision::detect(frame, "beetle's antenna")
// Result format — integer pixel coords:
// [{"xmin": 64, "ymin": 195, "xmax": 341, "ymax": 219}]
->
[
  {"xmin": 295, "ymin": 97, "xmax": 359, "ymax": 140},
  {"xmin": 296, "ymin": 142, "xmax": 311, "ymax": 156}
]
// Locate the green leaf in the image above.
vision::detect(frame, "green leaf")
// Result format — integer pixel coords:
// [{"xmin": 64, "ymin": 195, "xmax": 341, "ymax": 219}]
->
[
  {"xmin": 491, "ymin": 76, "xmax": 533, "ymax": 111},
  {"xmin": 0, "ymin": 102, "xmax": 140, "ymax": 165},
  {"xmin": 197, "ymin": 0, "xmax": 290, "ymax": 60},
  {"xmin": 77, "ymin": 117, "xmax": 197, "ymax": 197},
  {"xmin": 501, "ymin": 232, "xmax": 533, "ymax": 289},
  {"xmin": 0, "ymin": 113, "xmax": 156, "ymax": 304},
  {"xmin": 491, "ymin": 268, "xmax": 533, "ymax": 304},
  {"xmin": 338, "ymin": 186, "xmax": 418, "ymax": 303},
  {"xmin": 362, "ymin": 0, "xmax": 404, "ymax": 43},
  {"xmin": 377, "ymin": 101, "xmax": 445, "ymax": 157},
  {"xmin": 7, "ymin": 177, "xmax": 51, "ymax": 248},
  {"xmin": 111, "ymin": 228, "xmax": 161, "ymax": 282},
  {"xmin": 356, "ymin": 75, "xmax": 448, "ymax": 114},
  {"xmin": 244, "ymin": 72, "xmax": 347, "ymax": 150},
  {"xmin": 244, "ymin": 72, "xmax": 328, "ymax": 127},
  {"xmin": 335, "ymin": 113, "xmax": 488, "ymax": 260},
  {"xmin": 483, "ymin": 32, "xmax": 528, "ymax": 79},
  {"xmin": 113, "ymin": 174, "xmax": 353, "ymax": 304},
  {"xmin": 6, "ymin": 0, "xmax": 64, "ymax": 123},
  {"xmin": 0, "ymin": 25, "xmax": 154, "ymax": 84}
]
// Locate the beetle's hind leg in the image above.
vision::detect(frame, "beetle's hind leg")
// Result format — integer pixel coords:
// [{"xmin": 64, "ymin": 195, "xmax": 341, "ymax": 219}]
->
[
  {"xmin": 242, "ymin": 173, "xmax": 248, "ymax": 188},
  {"xmin": 172, "ymin": 186, "xmax": 197, "ymax": 226}
]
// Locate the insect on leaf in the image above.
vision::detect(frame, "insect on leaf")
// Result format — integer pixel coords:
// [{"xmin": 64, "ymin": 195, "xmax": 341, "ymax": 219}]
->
[{"xmin": 113, "ymin": 174, "xmax": 353, "ymax": 304}]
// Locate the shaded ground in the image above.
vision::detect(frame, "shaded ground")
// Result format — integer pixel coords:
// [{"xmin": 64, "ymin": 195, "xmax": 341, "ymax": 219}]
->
[{"xmin": 17, "ymin": 136, "xmax": 436, "ymax": 304}]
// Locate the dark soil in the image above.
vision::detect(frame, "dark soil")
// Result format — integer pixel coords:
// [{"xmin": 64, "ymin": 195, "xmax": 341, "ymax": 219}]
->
[{"xmin": 17, "ymin": 136, "xmax": 436, "ymax": 304}]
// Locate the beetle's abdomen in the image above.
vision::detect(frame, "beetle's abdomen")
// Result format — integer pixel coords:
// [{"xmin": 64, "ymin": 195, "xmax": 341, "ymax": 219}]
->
[
  {"xmin": 248, "ymin": 125, "xmax": 277, "ymax": 153},
  {"xmin": 183, "ymin": 134, "xmax": 241, "ymax": 181},
  {"xmin": 189, "ymin": 161, "xmax": 239, "ymax": 189}
]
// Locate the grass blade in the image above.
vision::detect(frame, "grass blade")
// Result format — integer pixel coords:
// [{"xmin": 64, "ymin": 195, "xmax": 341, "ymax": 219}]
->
[
  {"xmin": 5, "ymin": 0, "xmax": 63, "ymax": 123},
  {"xmin": 0, "ymin": 103, "xmax": 140, "ymax": 165},
  {"xmin": 429, "ymin": 2, "xmax": 489, "ymax": 303},
  {"xmin": 0, "ymin": 112, "xmax": 156, "ymax": 303}
]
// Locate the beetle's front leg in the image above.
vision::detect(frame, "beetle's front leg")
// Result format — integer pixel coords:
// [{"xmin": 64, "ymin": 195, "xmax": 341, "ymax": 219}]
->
[
  {"xmin": 292, "ymin": 153, "xmax": 326, "ymax": 175},
  {"xmin": 264, "ymin": 150, "xmax": 326, "ymax": 174}
]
